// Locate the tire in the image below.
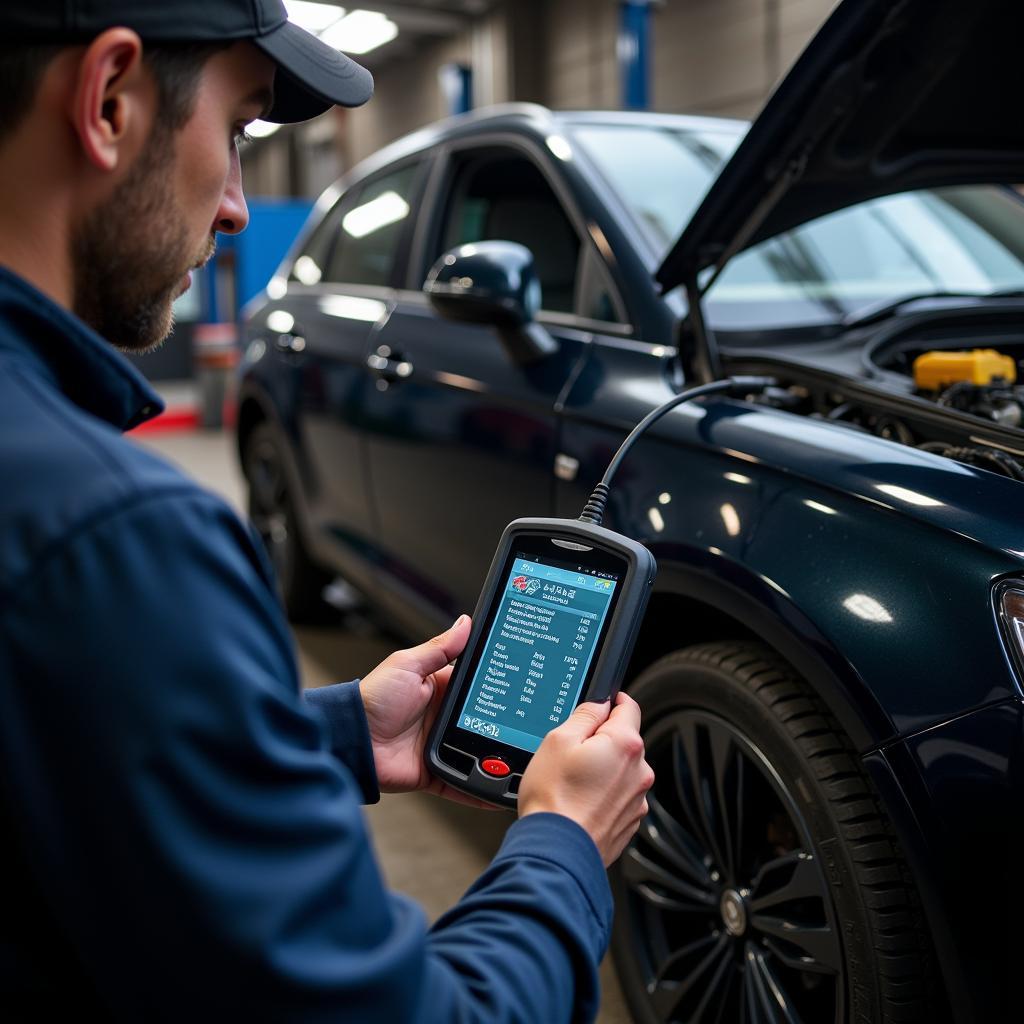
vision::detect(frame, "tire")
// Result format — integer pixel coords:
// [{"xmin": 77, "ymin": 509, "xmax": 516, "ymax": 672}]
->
[
  {"xmin": 611, "ymin": 641, "xmax": 934, "ymax": 1024},
  {"xmin": 242, "ymin": 421, "xmax": 336, "ymax": 624}
]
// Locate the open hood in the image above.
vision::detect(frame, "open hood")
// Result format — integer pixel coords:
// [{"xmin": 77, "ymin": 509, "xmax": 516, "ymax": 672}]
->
[{"xmin": 656, "ymin": 0, "xmax": 1024, "ymax": 294}]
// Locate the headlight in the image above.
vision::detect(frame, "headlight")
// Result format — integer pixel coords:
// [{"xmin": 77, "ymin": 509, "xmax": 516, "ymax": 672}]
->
[{"xmin": 996, "ymin": 585, "xmax": 1024, "ymax": 689}]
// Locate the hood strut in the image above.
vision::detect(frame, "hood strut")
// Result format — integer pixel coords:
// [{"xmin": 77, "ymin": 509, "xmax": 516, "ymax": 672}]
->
[{"xmin": 681, "ymin": 147, "xmax": 811, "ymax": 383}]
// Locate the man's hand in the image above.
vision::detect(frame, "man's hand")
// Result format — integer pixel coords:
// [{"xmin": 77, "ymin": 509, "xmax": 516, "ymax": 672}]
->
[
  {"xmin": 359, "ymin": 615, "xmax": 491, "ymax": 806},
  {"xmin": 518, "ymin": 693, "xmax": 654, "ymax": 866}
]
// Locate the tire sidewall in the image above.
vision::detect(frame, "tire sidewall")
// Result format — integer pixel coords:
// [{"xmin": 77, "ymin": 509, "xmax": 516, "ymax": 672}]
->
[{"xmin": 612, "ymin": 646, "xmax": 882, "ymax": 1024}]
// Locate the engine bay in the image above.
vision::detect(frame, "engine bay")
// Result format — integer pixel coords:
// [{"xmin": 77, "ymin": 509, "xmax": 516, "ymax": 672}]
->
[{"xmin": 731, "ymin": 308, "xmax": 1024, "ymax": 481}]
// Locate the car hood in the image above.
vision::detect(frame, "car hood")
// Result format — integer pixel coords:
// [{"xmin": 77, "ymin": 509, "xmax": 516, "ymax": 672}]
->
[{"xmin": 656, "ymin": 0, "xmax": 1024, "ymax": 293}]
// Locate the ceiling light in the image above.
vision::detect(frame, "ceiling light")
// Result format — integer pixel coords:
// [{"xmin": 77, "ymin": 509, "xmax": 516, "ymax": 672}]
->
[
  {"xmin": 285, "ymin": 1, "xmax": 346, "ymax": 33},
  {"xmin": 322, "ymin": 10, "xmax": 398, "ymax": 54}
]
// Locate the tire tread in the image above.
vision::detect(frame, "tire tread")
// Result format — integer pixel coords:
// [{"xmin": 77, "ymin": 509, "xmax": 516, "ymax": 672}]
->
[{"xmin": 646, "ymin": 640, "xmax": 936, "ymax": 1023}]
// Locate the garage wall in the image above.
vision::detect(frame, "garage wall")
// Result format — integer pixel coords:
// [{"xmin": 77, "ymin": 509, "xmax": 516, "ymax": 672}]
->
[
  {"xmin": 348, "ymin": 16, "xmax": 510, "ymax": 159},
  {"xmin": 242, "ymin": 0, "xmax": 837, "ymax": 195},
  {"xmin": 540, "ymin": 0, "xmax": 621, "ymax": 111},
  {"xmin": 652, "ymin": 0, "xmax": 837, "ymax": 117}
]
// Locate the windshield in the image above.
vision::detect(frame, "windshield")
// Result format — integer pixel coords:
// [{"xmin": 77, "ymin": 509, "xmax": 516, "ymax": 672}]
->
[
  {"xmin": 703, "ymin": 186, "xmax": 1024, "ymax": 331},
  {"xmin": 570, "ymin": 121, "xmax": 744, "ymax": 249},
  {"xmin": 572, "ymin": 122, "xmax": 1024, "ymax": 333}
]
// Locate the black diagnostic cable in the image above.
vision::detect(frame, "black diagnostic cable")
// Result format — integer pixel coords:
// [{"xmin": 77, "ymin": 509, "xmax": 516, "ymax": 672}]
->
[
  {"xmin": 579, "ymin": 376, "xmax": 778, "ymax": 526},
  {"xmin": 428, "ymin": 374, "xmax": 776, "ymax": 805}
]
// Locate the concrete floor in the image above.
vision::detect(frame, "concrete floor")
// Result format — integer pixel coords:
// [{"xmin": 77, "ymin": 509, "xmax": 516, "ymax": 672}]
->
[{"xmin": 134, "ymin": 426, "xmax": 632, "ymax": 1023}]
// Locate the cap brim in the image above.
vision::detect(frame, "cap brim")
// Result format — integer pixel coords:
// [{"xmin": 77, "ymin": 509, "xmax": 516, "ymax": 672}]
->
[{"xmin": 254, "ymin": 21, "xmax": 373, "ymax": 123}]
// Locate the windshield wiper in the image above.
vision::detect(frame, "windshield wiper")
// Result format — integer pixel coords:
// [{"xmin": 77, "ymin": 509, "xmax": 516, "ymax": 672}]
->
[{"xmin": 841, "ymin": 288, "xmax": 1024, "ymax": 329}]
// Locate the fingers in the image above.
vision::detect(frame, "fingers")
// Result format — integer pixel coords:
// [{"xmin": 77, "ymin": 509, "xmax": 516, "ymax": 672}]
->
[
  {"xmin": 600, "ymin": 691, "xmax": 642, "ymax": 735},
  {"xmin": 385, "ymin": 614, "xmax": 472, "ymax": 679},
  {"xmin": 596, "ymin": 693, "xmax": 645, "ymax": 758},
  {"xmin": 554, "ymin": 698, "xmax": 612, "ymax": 741}
]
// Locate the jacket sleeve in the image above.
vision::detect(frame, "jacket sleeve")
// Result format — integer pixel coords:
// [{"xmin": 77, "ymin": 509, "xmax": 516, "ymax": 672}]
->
[
  {"xmin": 0, "ymin": 488, "xmax": 612, "ymax": 1023},
  {"xmin": 303, "ymin": 682, "xmax": 381, "ymax": 804}
]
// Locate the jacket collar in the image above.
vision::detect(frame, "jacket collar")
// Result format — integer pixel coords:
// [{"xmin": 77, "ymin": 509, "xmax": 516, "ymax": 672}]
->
[{"xmin": 0, "ymin": 265, "xmax": 164, "ymax": 431}]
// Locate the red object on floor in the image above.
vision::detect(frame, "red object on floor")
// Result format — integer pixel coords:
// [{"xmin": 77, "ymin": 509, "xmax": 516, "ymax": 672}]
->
[{"xmin": 129, "ymin": 407, "xmax": 200, "ymax": 434}]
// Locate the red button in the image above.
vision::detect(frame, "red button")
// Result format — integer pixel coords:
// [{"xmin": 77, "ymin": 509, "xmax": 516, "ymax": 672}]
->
[{"xmin": 481, "ymin": 757, "xmax": 510, "ymax": 777}]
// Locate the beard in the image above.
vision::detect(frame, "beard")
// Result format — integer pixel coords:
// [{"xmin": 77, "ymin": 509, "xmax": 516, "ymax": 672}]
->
[{"xmin": 71, "ymin": 124, "xmax": 214, "ymax": 353}]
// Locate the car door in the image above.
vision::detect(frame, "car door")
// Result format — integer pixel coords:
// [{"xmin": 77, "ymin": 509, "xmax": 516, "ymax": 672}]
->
[
  {"xmin": 360, "ymin": 138, "xmax": 631, "ymax": 633},
  {"xmin": 279, "ymin": 158, "xmax": 428, "ymax": 585}
]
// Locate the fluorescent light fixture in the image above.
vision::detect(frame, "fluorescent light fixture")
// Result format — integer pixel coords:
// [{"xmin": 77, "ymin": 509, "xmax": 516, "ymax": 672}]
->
[
  {"xmin": 724, "ymin": 472, "xmax": 752, "ymax": 485},
  {"xmin": 342, "ymin": 190, "xmax": 409, "ymax": 238},
  {"xmin": 647, "ymin": 507, "xmax": 665, "ymax": 533},
  {"xmin": 322, "ymin": 9, "xmax": 398, "ymax": 54},
  {"xmin": 244, "ymin": 119, "xmax": 281, "ymax": 139},
  {"xmin": 285, "ymin": 1, "xmax": 346, "ymax": 33}
]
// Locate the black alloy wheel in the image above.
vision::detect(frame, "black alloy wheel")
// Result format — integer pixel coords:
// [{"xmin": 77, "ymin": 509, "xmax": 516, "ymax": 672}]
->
[
  {"xmin": 243, "ymin": 421, "xmax": 335, "ymax": 623},
  {"xmin": 611, "ymin": 642, "xmax": 934, "ymax": 1024}
]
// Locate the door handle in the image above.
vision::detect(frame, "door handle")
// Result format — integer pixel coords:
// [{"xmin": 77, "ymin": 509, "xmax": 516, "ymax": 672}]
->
[
  {"xmin": 366, "ymin": 343, "xmax": 413, "ymax": 382},
  {"xmin": 275, "ymin": 332, "xmax": 306, "ymax": 353}
]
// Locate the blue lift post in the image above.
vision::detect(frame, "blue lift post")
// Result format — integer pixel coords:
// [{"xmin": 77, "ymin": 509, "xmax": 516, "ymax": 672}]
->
[
  {"xmin": 619, "ymin": 0, "xmax": 651, "ymax": 111},
  {"xmin": 440, "ymin": 63, "xmax": 473, "ymax": 116}
]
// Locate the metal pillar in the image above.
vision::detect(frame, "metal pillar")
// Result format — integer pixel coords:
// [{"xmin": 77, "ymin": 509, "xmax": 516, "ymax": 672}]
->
[
  {"xmin": 440, "ymin": 63, "xmax": 473, "ymax": 116},
  {"xmin": 619, "ymin": 0, "xmax": 651, "ymax": 110}
]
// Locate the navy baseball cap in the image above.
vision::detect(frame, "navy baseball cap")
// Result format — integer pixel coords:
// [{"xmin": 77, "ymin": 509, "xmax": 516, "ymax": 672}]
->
[{"xmin": 1, "ymin": 0, "xmax": 374, "ymax": 122}]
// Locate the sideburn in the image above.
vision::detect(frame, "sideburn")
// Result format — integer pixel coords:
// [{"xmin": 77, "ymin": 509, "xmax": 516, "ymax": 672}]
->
[{"xmin": 71, "ymin": 121, "xmax": 190, "ymax": 353}]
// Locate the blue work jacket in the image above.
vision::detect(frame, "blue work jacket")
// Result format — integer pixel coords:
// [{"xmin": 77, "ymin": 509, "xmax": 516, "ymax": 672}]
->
[{"xmin": 0, "ymin": 266, "xmax": 612, "ymax": 1021}]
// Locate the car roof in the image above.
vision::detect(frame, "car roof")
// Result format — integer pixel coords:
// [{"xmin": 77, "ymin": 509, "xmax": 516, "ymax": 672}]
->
[{"xmin": 339, "ymin": 103, "xmax": 747, "ymax": 188}]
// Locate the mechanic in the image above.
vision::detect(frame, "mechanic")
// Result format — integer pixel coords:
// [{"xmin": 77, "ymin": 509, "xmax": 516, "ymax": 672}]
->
[{"xmin": 0, "ymin": 1, "xmax": 654, "ymax": 1020}]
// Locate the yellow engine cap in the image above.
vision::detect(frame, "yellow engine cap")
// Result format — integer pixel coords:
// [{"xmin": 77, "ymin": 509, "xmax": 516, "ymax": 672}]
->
[{"xmin": 913, "ymin": 348, "xmax": 1017, "ymax": 390}]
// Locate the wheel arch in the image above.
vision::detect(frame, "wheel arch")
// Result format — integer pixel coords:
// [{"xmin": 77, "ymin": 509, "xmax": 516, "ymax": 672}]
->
[
  {"xmin": 235, "ymin": 386, "xmax": 276, "ymax": 467},
  {"xmin": 626, "ymin": 554, "xmax": 894, "ymax": 754},
  {"xmin": 235, "ymin": 385, "xmax": 317, "ymax": 554}
]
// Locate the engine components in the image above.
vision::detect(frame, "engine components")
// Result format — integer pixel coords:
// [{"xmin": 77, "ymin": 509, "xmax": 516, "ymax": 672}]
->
[
  {"xmin": 918, "ymin": 441, "xmax": 1024, "ymax": 481},
  {"xmin": 910, "ymin": 348, "xmax": 1024, "ymax": 427},
  {"xmin": 913, "ymin": 348, "xmax": 1016, "ymax": 389}
]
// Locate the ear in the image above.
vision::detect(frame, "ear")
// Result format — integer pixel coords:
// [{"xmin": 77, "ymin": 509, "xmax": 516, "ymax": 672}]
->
[{"xmin": 70, "ymin": 28, "xmax": 151, "ymax": 173}]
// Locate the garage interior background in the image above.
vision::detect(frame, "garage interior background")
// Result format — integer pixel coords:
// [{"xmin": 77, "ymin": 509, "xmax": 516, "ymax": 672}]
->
[{"xmin": 128, "ymin": 0, "xmax": 835, "ymax": 399}]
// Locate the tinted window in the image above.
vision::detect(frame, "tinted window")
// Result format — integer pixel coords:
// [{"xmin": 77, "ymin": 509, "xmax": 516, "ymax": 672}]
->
[
  {"xmin": 322, "ymin": 162, "xmax": 422, "ymax": 287},
  {"xmin": 437, "ymin": 152, "xmax": 581, "ymax": 314}
]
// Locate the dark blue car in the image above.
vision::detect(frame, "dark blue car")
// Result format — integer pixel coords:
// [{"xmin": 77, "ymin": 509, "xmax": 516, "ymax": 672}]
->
[{"xmin": 237, "ymin": 1, "xmax": 1024, "ymax": 1019}]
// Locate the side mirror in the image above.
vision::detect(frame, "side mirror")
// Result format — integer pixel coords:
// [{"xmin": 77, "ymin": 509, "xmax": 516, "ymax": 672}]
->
[{"xmin": 425, "ymin": 241, "xmax": 557, "ymax": 362}]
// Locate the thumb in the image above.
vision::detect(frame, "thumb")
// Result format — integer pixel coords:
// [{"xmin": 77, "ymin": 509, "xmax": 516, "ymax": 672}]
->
[
  {"xmin": 555, "ymin": 699, "xmax": 612, "ymax": 741},
  {"xmin": 387, "ymin": 614, "xmax": 471, "ymax": 679}
]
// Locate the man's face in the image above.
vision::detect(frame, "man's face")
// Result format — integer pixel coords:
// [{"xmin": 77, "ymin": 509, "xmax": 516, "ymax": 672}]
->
[{"xmin": 72, "ymin": 43, "xmax": 275, "ymax": 352}]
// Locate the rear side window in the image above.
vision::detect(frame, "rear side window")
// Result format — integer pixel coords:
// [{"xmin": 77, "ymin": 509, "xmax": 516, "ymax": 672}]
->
[
  {"xmin": 320, "ymin": 162, "xmax": 423, "ymax": 287},
  {"xmin": 435, "ymin": 152, "xmax": 581, "ymax": 314}
]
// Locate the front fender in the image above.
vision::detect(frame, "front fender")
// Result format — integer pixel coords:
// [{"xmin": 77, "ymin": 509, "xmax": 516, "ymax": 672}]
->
[
  {"xmin": 559, "ymin": 395, "xmax": 1024, "ymax": 741},
  {"xmin": 630, "ymin": 549, "xmax": 892, "ymax": 752}
]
